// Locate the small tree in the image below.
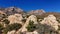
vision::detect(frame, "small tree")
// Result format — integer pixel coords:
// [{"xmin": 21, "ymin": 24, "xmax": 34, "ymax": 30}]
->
[{"xmin": 26, "ymin": 20, "xmax": 37, "ymax": 32}]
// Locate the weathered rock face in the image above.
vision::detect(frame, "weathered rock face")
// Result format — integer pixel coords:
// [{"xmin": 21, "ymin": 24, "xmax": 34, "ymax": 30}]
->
[
  {"xmin": 40, "ymin": 15, "xmax": 59, "ymax": 31},
  {"xmin": 21, "ymin": 15, "xmax": 38, "ymax": 32},
  {"xmin": 8, "ymin": 14, "xmax": 24, "ymax": 25},
  {"xmin": 17, "ymin": 15, "xmax": 38, "ymax": 34}
]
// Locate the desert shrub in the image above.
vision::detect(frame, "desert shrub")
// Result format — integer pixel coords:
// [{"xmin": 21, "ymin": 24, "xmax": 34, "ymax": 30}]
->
[
  {"xmin": 38, "ymin": 23, "xmax": 59, "ymax": 34},
  {"xmin": 57, "ymin": 19, "xmax": 60, "ymax": 23},
  {"xmin": 2, "ymin": 14, "xmax": 7, "ymax": 18},
  {"xmin": 0, "ymin": 24, "xmax": 4, "ymax": 34},
  {"xmin": 3, "ymin": 28, "xmax": 8, "ymax": 34},
  {"xmin": 0, "ymin": 24, "xmax": 4, "ymax": 30},
  {"xmin": 26, "ymin": 20, "xmax": 37, "ymax": 32},
  {"xmin": 3, "ymin": 23, "xmax": 22, "ymax": 34},
  {"xmin": 3, "ymin": 19, "xmax": 10, "ymax": 24},
  {"xmin": 5, "ymin": 23, "xmax": 22, "ymax": 31},
  {"xmin": 26, "ymin": 14, "xmax": 31, "ymax": 18},
  {"xmin": 22, "ymin": 19, "xmax": 26, "ymax": 23},
  {"xmin": 58, "ymin": 25, "xmax": 60, "ymax": 31}
]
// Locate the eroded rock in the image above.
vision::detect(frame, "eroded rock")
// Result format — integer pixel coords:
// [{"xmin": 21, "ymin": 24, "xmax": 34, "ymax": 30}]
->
[
  {"xmin": 40, "ymin": 15, "xmax": 59, "ymax": 31},
  {"xmin": 8, "ymin": 14, "xmax": 24, "ymax": 25}
]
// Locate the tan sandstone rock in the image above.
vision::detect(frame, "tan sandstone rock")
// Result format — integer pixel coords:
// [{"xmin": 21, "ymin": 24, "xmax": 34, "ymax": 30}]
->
[
  {"xmin": 8, "ymin": 14, "xmax": 24, "ymax": 25},
  {"xmin": 40, "ymin": 14, "xmax": 59, "ymax": 31},
  {"xmin": 16, "ymin": 15, "xmax": 38, "ymax": 34}
]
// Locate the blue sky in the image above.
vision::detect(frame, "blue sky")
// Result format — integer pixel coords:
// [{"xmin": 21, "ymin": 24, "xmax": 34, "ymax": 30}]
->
[{"xmin": 0, "ymin": 0, "xmax": 60, "ymax": 12}]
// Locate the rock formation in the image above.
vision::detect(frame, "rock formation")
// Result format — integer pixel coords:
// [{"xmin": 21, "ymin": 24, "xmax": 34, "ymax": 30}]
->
[
  {"xmin": 16, "ymin": 15, "xmax": 38, "ymax": 34},
  {"xmin": 40, "ymin": 14, "xmax": 59, "ymax": 31},
  {"xmin": 8, "ymin": 14, "xmax": 24, "ymax": 25}
]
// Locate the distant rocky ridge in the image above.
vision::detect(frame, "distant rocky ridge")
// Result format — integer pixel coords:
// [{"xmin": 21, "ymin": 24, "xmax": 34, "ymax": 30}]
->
[
  {"xmin": 0, "ymin": 7, "xmax": 60, "ymax": 16},
  {"xmin": 0, "ymin": 7, "xmax": 25, "ymax": 15},
  {"xmin": 0, "ymin": 7, "xmax": 46, "ymax": 15},
  {"xmin": 28, "ymin": 9, "xmax": 45, "ymax": 15}
]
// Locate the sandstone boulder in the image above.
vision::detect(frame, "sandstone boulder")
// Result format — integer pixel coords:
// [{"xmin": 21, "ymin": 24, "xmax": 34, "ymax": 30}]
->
[
  {"xmin": 40, "ymin": 14, "xmax": 59, "ymax": 31},
  {"xmin": 8, "ymin": 14, "xmax": 24, "ymax": 25},
  {"xmin": 17, "ymin": 15, "xmax": 38, "ymax": 34}
]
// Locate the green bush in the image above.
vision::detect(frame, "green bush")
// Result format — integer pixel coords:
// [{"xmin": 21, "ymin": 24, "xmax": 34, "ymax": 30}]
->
[
  {"xmin": 57, "ymin": 19, "xmax": 60, "ymax": 23},
  {"xmin": 26, "ymin": 20, "xmax": 37, "ymax": 32},
  {"xmin": 22, "ymin": 19, "xmax": 26, "ymax": 23},
  {"xmin": 3, "ymin": 29, "xmax": 8, "ymax": 34},
  {"xmin": 58, "ymin": 25, "xmax": 60, "ymax": 31},
  {"xmin": 0, "ymin": 24, "xmax": 4, "ymax": 34},
  {"xmin": 5, "ymin": 23, "xmax": 22, "ymax": 31},
  {"xmin": 3, "ymin": 23, "xmax": 22, "ymax": 34},
  {"xmin": 3, "ymin": 19, "xmax": 10, "ymax": 24},
  {"xmin": 26, "ymin": 14, "xmax": 31, "ymax": 18},
  {"xmin": 0, "ymin": 24, "xmax": 4, "ymax": 30},
  {"xmin": 2, "ymin": 14, "xmax": 7, "ymax": 18}
]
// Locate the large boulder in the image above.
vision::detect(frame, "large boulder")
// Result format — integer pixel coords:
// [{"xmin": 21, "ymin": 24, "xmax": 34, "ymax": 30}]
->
[
  {"xmin": 40, "ymin": 14, "xmax": 59, "ymax": 31},
  {"xmin": 8, "ymin": 14, "xmax": 24, "ymax": 25}
]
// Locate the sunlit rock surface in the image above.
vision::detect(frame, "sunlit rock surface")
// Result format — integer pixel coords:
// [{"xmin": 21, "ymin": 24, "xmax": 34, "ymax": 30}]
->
[
  {"xmin": 40, "ymin": 15, "xmax": 59, "ymax": 31},
  {"xmin": 17, "ymin": 15, "xmax": 38, "ymax": 34},
  {"xmin": 8, "ymin": 14, "xmax": 24, "ymax": 25}
]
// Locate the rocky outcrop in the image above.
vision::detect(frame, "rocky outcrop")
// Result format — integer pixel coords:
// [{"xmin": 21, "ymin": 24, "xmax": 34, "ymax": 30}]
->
[
  {"xmin": 21, "ymin": 15, "xmax": 38, "ymax": 32},
  {"xmin": 40, "ymin": 15, "xmax": 59, "ymax": 31},
  {"xmin": 16, "ymin": 15, "xmax": 38, "ymax": 34},
  {"xmin": 8, "ymin": 14, "xmax": 24, "ymax": 25},
  {"xmin": 4, "ymin": 7, "xmax": 24, "ymax": 15}
]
